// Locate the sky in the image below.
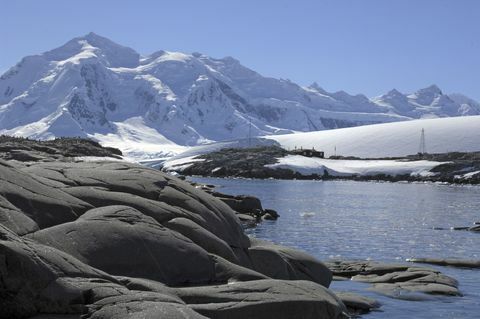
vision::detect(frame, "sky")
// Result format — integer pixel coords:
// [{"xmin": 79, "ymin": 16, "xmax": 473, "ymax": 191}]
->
[{"xmin": 1, "ymin": 0, "xmax": 479, "ymax": 100}]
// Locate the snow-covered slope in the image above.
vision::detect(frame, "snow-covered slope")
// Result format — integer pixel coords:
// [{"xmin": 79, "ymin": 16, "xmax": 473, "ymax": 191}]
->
[
  {"xmin": 265, "ymin": 116, "xmax": 480, "ymax": 158},
  {"xmin": 1, "ymin": 33, "xmax": 479, "ymax": 159},
  {"xmin": 265, "ymin": 156, "xmax": 442, "ymax": 177}
]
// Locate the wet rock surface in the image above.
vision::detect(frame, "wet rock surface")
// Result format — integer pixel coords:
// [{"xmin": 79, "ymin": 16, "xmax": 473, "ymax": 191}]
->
[
  {"xmin": 325, "ymin": 260, "xmax": 461, "ymax": 301},
  {"xmin": 407, "ymin": 257, "xmax": 480, "ymax": 268},
  {"xmin": 333, "ymin": 291, "xmax": 381, "ymax": 315},
  {"xmin": 0, "ymin": 152, "xmax": 348, "ymax": 318}
]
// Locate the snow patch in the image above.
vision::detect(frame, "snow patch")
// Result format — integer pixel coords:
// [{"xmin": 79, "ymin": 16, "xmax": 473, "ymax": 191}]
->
[{"xmin": 265, "ymin": 155, "xmax": 443, "ymax": 177}]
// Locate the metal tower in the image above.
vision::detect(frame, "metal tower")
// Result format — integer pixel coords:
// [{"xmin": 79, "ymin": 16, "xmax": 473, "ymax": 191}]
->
[
  {"xmin": 419, "ymin": 128, "xmax": 426, "ymax": 155},
  {"xmin": 248, "ymin": 116, "xmax": 252, "ymax": 147}
]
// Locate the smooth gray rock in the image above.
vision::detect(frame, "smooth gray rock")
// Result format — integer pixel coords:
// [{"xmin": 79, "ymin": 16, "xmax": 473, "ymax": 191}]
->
[
  {"xmin": 174, "ymin": 279, "xmax": 348, "ymax": 319},
  {"xmin": 210, "ymin": 254, "xmax": 269, "ymax": 283},
  {"xmin": 29, "ymin": 206, "xmax": 217, "ymax": 286},
  {"xmin": 249, "ymin": 239, "xmax": 332, "ymax": 288},
  {"xmin": 0, "ymin": 152, "xmax": 355, "ymax": 319},
  {"xmin": 165, "ymin": 217, "xmax": 238, "ymax": 263},
  {"xmin": 326, "ymin": 260, "xmax": 461, "ymax": 299},
  {"xmin": 407, "ymin": 257, "xmax": 480, "ymax": 268},
  {"xmin": 158, "ymin": 180, "xmax": 249, "ymax": 248},
  {"xmin": 0, "ymin": 224, "xmax": 116, "ymax": 318},
  {"xmin": 325, "ymin": 260, "xmax": 413, "ymax": 278},
  {"xmin": 369, "ymin": 282, "xmax": 461, "ymax": 300},
  {"xmin": 0, "ymin": 196, "xmax": 39, "ymax": 235},
  {"xmin": 334, "ymin": 291, "xmax": 380, "ymax": 315},
  {"xmin": 28, "ymin": 161, "xmax": 249, "ymax": 250},
  {"xmin": 217, "ymin": 195, "xmax": 263, "ymax": 215},
  {"xmin": 62, "ymin": 186, "xmax": 183, "ymax": 223},
  {"xmin": 0, "ymin": 160, "xmax": 92, "ymax": 229}
]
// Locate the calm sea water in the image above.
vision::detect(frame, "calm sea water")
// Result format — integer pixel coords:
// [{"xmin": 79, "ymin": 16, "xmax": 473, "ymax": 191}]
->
[{"xmin": 191, "ymin": 177, "xmax": 480, "ymax": 319}]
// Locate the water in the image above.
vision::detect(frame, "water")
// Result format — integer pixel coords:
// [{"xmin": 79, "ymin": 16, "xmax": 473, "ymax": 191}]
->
[{"xmin": 191, "ymin": 178, "xmax": 480, "ymax": 318}]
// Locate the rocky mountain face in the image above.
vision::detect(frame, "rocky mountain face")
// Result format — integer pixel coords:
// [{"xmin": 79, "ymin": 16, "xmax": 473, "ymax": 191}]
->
[{"xmin": 1, "ymin": 33, "xmax": 478, "ymax": 157}]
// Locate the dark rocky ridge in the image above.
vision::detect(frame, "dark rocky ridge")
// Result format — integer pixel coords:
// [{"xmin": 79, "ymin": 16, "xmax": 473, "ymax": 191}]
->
[
  {"xmin": 0, "ymin": 135, "xmax": 122, "ymax": 162},
  {"xmin": 166, "ymin": 146, "xmax": 480, "ymax": 184}
]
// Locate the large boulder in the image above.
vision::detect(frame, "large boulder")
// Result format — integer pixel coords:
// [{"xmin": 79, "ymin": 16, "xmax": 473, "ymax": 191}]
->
[
  {"xmin": 0, "ymin": 196, "xmax": 38, "ymax": 235},
  {"xmin": 325, "ymin": 260, "xmax": 461, "ymax": 300},
  {"xmin": 165, "ymin": 217, "xmax": 238, "ymax": 263},
  {"xmin": 248, "ymin": 239, "xmax": 332, "ymax": 288},
  {"xmin": 0, "ymin": 160, "xmax": 92, "ymax": 229},
  {"xmin": 29, "ymin": 206, "xmax": 216, "ymax": 286},
  {"xmin": 174, "ymin": 279, "xmax": 348, "ymax": 319},
  {"xmin": 25, "ymin": 161, "xmax": 250, "ymax": 250},
  {"xmin": 0, "ymin": 224, "xmax": 115, "ymax": 318}
]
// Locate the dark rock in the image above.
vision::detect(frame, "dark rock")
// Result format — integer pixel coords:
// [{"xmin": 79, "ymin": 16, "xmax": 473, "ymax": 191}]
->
[
  {"xmin": 369, "ymin": 282, "xmax": 461, "ymax": 300},
  {"xmin": 0, "ymin": 160, "xmax": 93, "ymax": 229},
  {"xmin": 84, "ymin": 293, "xmax": 206, "ymax": 319},
  {"xmin": 249, "ymin": 239, "xmax": 332, "ymax": 288},
  {"xmin": 29, "ymin": 206, "xmax": 217, "ymax": 286},
  {"xmin": 164, "ymin": 217, "xmax": 238, "ymax": 263},
  {"xmin": 262, "ymin": 208, "xmax": 279, "ymax": 220},
  {"xmin": 210, "ymin": 254, "xmax": 269, "ymax": 283},
  {"xmin": 0, "ymin": 136, "xmax": 122, "ymax": 162},
  {"xmin": 468, "ymin": 225, "xmax": 480, "ymax": 232},
  {"xmin": 174, "ymin": 279, "xmax": 348, "ymax": 319},
  {"xmin": 334, "ymin": 291, "xmax": 380, "ymax": 315},
  {"xmin": 451, "ymin": 226, "xmax": 470, "ymax": 230},
  {"xmin": 0, "ymin": 224, "xmax": 116, "ymax": 318},
  {"xmin": 407, "ymin": 257, "xmax": 480, "ymax": 268},
  {"xmin": 236, "ymin": 213, "xmax": 257, "ymax": 223},
  {"xmin": 217, "ymin": 195, "xmax": 263, "ymax": 215},
  {"xmin": 325, "ymin": 260, "xmax": 460, "ymax": 299},
  {"xmin": 0, "ymin": 157, "xmax": 353, "ymax": 318}
]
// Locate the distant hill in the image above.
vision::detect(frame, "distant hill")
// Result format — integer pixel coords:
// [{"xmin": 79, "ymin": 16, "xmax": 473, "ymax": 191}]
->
[{"xmin": 265, "ymin": 115, "xmax": 480, "ymax": 158}]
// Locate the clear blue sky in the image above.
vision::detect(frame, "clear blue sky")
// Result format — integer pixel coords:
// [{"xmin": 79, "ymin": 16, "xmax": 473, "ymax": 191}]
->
[{"xmin": 1, "ymin": 0, "xmax": 479, "ymax": 100}]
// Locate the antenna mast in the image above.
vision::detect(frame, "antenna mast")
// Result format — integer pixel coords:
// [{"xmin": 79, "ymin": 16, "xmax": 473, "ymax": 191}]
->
[
  {"xmin": 419, "ymin": 128, "xmax": 426, "ymax": 155},
  {"xmin": 248, "ymin": 116, "xmax": 252, "ymax": 147}
]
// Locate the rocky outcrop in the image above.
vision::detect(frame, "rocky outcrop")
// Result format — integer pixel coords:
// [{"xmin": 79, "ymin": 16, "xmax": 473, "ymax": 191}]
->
[
  {"xmin": 173, "ymin": 279, "xmax": 347, "ymax": 319},
  {"xmin": 0, "ymin": 136, "xmax": 122, "ymax": 162},
  {"xmin": 0, "ymin": 158, "xmax": 346, "ymax": 318},
  {"xmin": 208, "ymin": 191, "xmax": 279, "ymax": 223},
  {"xmin": 326, "ymin": 260, "xmax": 461, "ymax": 300},
  {"xmin": 406, "ymin": 257, "xmax": 480, "ymax": 268}
]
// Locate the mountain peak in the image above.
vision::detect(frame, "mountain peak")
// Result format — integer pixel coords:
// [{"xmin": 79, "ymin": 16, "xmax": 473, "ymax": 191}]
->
[
  {"xmin": 409, "ymin": 84, "xmax": 443, "ymax": 105},
  {"xmin": 417, "ymin": 84, "xmax": 442, "ymax": 95},
  {"xmin": 43, "ymin": 32, "xmax": 140, "ymax": 68},
  {"xmin": 386, "ymin": 88, "xmax": 403, "ymax": 96}
]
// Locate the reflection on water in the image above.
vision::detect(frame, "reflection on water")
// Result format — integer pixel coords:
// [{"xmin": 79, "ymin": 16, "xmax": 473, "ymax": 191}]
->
[{"xmin": 191, "ymin": 178, "xmax": 480, "ymax": 318}]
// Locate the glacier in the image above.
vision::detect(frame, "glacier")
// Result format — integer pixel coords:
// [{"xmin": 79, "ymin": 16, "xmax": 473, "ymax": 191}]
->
[{"xmin": 1, "ymin": 32, "xmax": 479, "ymax": 160}]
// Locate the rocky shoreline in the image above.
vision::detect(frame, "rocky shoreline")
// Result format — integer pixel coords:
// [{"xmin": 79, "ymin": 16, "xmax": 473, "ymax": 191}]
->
[
  {"xmin": 163, "ymin": 146, "xmax": 480, "ymax": 185},
  {"xmin": 0, "ymin": 138, "xmax": 350, "ymax": 318},
  {"xmin": 0, "ymin": 138, "xmax": 472, "ymax": 318}
]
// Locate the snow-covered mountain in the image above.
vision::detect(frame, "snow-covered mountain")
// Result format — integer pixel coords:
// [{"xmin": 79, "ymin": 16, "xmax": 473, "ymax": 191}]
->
[
  {"xmin": 372, "ymin": 85, "xmax": 480, "ymax": 118},
  {"xmin": 1, "ymin": 32, "xmax": 479, "ymax": 159}
]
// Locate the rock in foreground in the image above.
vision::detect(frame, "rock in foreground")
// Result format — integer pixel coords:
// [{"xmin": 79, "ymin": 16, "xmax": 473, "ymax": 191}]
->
[{"xmin": 0, "ymin": 158, "xmax": 346, "ymax": 318}]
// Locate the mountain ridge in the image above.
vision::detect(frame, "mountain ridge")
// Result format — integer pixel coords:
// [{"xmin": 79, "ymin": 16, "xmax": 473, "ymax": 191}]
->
[{"xmin": 1, "ymin": 32, "xmax": 478, "ymax": 159}]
